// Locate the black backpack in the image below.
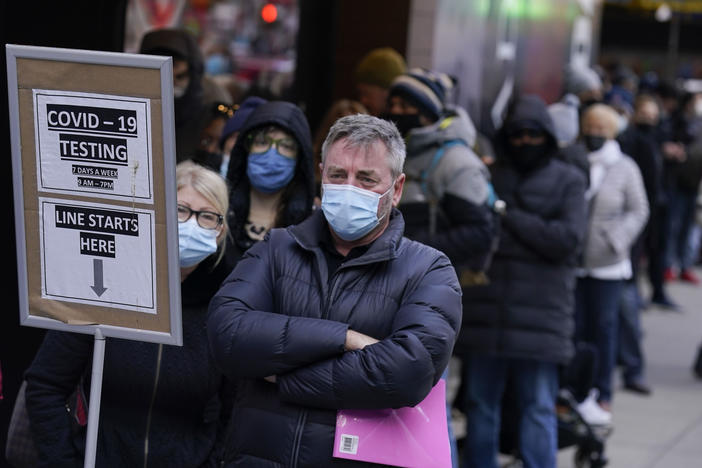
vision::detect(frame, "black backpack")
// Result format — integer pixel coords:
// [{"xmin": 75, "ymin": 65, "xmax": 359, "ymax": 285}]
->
[{"xmin": 405, "ymin": 139, "xmax": 503, "ymax": 286}]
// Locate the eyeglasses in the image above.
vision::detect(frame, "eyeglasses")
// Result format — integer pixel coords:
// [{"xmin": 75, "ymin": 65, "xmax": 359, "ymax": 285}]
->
[
  {"xmin": 177, "ymin": 204, "xmax": 223, "ymax": 230},
  {"xmin": 507, "ymin": 128, "xmax": 545, "ymax": 140},
  {"xmin": 248, "ymin": 130, "xmax": 299, "ymax": 158}
]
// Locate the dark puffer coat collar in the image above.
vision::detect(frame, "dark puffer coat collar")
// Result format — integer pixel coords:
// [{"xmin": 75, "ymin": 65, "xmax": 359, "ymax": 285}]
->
[{"xmin": 288, "ymin": 208, "xmax": 405, "ymax": 266}]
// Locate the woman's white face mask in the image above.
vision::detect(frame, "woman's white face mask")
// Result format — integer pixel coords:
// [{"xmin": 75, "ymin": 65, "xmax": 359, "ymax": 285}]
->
[{"xmin": 174, "ymin": 84, "xmax": 188, "ymax": 98}]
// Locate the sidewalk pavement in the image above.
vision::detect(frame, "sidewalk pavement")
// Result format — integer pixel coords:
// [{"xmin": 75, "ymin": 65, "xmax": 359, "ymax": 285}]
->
[{"xmin": 557, "ymin": 266, "xmax": 702, "ymax": 468}]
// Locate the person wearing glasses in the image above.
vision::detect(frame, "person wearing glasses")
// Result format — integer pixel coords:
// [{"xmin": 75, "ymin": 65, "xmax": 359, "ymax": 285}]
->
[
  {"xmin": 459, "ymin": 95, "xmax": 587, "ymax": 468},
  {"xmin": 222, "ymin": 100, "xmax": 316, "ymax": 268},
  {"xmin": 24, "ymin": 161, "xmax": 233, "ymax": 467}
]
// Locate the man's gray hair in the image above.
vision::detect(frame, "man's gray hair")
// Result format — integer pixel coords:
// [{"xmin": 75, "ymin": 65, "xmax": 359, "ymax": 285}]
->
[{"xmin": 320, "ymin": 114, "xmax": 406, "ymax": 179}]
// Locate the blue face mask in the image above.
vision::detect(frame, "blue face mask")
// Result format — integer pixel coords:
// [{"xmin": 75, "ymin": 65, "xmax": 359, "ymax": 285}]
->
[
  {"xmin": 321, "ymin": 183, "xmax": 393, "ymax": 241},
  {"xmin": 178, "ymin": 219, "xmax": 218, "ymax": 268},
  {"xmin": 246, "ymin": 147, "xmax": 297, "ymax": 193}
]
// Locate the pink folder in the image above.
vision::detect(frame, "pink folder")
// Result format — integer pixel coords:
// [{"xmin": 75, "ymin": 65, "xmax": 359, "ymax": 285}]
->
[{"xmin": 333, "ymin": 379, "xmax": 451, "ymax": 468}]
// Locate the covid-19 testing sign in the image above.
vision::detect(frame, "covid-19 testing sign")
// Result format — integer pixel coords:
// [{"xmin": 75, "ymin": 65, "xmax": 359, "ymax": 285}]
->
[
  {"xmin": 34, "ymin": 90, "xmax": 153, "ymax": 200},
  {"xmin": 7, "ymin": 44, "xmax": 182, "ymax": 346}
]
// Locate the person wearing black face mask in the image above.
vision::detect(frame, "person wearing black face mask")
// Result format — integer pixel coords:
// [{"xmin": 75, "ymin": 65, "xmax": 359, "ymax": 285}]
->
[
  {"xmin": 618, "ymin": 95, "xmax": 673, "ymax": 305},
  {"xmin": 504, "ymin": 126, "xmax": 552, "ymax": 172},
  {"xmin": 383, "ymin": 68, "xmax": 446, "ymax": 137},
  {"xmin": 383, "ymin": 68, "xmax": 496, "ymax": 468},
  {"xmin": 459, "ymin": 94, "xmax": 587, "ymax": 468},
  {"xmin": 613, "ymin": 94, "xmax": 669, "ymax": 396},
  {"xmin": 383, "ymin": 69, "xmax": 496, "ymax": 281},
  {"xmin": 575, "ymin": 103, "xmax": 649, "ymax": 424}
]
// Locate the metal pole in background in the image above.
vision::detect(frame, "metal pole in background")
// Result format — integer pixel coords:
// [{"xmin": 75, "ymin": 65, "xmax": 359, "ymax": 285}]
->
[{"xmin": 84, "ymin": 328, "xmax": 106, "ymax": 468}]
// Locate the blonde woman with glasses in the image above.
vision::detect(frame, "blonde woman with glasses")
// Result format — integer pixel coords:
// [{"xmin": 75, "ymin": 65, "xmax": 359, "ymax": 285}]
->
[{"xmin": 24, "ymin": 161, "xmax": 233, "ymax": 467}]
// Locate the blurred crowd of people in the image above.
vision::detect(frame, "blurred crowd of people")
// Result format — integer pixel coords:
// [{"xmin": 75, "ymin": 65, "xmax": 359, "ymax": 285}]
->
[{"xmin": 11, "ymin": 27, "xmax": 702, "ymax": 468}]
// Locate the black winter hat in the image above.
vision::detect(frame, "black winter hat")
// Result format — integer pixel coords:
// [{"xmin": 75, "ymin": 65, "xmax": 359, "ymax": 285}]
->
[{"xmin": 388, "ymin": 68, "xmax": 454, "ymax": 122}]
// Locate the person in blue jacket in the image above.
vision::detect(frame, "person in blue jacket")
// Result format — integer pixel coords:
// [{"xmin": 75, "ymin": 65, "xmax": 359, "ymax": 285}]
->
[{"xmin": 207, "ymin": 113, "xmax": 462, "ymax": 467}]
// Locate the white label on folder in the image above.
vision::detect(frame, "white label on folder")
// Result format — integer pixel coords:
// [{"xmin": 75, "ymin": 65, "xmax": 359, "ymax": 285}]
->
[{"xmin": 339, "ymin": 434, "xmax": 359, "ymax": 455}]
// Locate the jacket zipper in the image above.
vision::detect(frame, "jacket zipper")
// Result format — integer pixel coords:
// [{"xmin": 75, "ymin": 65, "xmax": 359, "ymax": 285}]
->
[
  {"xmin": 143, "ymin": 344, "xmax": 163, "ymax": 468},
  {"xmin": 322, "ymin": 273, "xmax": 340, "ymax": 321}
]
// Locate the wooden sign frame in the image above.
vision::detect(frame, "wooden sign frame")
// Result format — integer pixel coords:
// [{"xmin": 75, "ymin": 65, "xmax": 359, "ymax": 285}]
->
[{"xmin": 7, "ymin": 44, "xmax": 182, "ymax": 346}]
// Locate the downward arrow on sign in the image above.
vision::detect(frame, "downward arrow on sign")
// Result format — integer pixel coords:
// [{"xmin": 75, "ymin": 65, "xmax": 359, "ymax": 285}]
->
[{"xmin": 91, "ymin": 258, "xmax": 108, "ymax": 297}]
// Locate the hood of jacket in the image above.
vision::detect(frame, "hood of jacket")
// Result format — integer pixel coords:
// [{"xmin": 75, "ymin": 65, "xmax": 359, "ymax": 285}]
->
[
  {"xmin": 495, "ymin": 94, "xmax": 559, "ymax": 161},
  {"xmin": 226, "ymin": 100, "xmax": 315, "ymax": 241},
  {"xmin": 405, "ymin": 105, "xmax": 477, "ymax": 157},
  {"xmin": 138, "ymin": 28, "xmax": 204, "ymax": 127}
]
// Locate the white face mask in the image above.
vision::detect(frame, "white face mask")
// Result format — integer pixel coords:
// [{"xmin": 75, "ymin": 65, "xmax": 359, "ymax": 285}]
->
[
  {"xmin": 178, "ymin": 219, "xmax": 218, "ymax": 267},
  {"xmin": 174, "ymin": 85, "xmax": 187, "ymax": 98}
]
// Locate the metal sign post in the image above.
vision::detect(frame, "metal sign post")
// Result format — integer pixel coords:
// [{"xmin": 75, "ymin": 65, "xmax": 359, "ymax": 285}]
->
[{"xmin": 84, "ymin": 328, "xmax": 106, "ymax": 468}]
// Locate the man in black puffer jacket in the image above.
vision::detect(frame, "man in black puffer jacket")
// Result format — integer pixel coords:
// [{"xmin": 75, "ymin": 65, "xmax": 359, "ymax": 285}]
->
[
  {"xmin": 457, "ymin": 94, "xmax": 587, "ymax": 468},
  {"xmin": 207, "ymin": 114, "xmax": 462, "ymax": 467}
]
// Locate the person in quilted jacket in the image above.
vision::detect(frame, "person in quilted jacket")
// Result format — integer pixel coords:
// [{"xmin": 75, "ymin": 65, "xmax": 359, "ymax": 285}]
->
[{"xmin": 207, "ymin": 113, "xmax": 462, "ymax": 467}]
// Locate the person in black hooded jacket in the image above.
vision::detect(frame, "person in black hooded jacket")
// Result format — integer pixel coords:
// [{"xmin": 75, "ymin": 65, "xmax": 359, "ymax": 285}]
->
[
  {"xmin": 183, "ymin": 101, "xmax": 316, "ymax": 466},
  {"xmin": 223, "ymin": 100, "xmax": 316, "ymax": 262},
  {"xmin": 139, "ymin": 28, "xmax": 233, "ymax": 165},
  {"xmin": 139, "ymin": 28, "xmax": 206, "ymax": 163},
  {"xmin": 458, "ymin": 94, "xmax": 587, "ymax": 468},
  {"xmin": 178, "ymin": 100, "xmax": 316, "ymax": 352}
]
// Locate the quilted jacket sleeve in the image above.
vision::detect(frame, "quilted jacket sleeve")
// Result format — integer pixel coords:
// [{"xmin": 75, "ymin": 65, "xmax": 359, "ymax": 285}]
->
[
  {"xmin": 207, "ymin": 235, "xmax": 349, "ymax": 380},
  {"xmin": 276, "ymin": 250, "xmax": 461, "ymax": 410},
  {"xmin": 501, "ymin": 168, "xmax": 587, "ymax": 263},
  {"xmin": 601, "ymin": 159, "xmax": 649, "ymax": 255}
]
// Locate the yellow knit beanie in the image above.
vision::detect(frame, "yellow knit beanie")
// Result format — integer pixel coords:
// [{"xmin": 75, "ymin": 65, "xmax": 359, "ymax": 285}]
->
[{"xmin": 354, "ymin": 47, "xmax": 407, "ymax": 89}]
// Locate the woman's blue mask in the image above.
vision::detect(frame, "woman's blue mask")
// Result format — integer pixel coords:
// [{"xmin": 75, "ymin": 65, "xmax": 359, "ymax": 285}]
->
[
  {"xmin": 247, "ymin": 147, "xmax": 297, "ymax": 193},
  {"xmin": 321, "ymin": 183, "xmax": 393, "ymax": 241},
  {"xmin": 178, "ymin": 219, "xmax": 218, "ymax": 268}
]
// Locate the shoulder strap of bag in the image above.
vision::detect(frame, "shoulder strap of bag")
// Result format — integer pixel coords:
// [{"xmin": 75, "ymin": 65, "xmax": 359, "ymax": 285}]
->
[
  {"xmin": 420, "ymin": 140, "xmax": 503, "ymax": 286},
  {"xmin": 419, "ymin": 139, "xmax": 466, "ymax": 197},
  {"xmin": 420, "ymin": 139, "xmax": 467, "ymax": 236}
]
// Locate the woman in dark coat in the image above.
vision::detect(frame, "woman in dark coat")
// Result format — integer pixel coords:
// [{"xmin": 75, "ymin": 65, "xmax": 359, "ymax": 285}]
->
[
  {"xmin": 24, "ymin": 162, "xmax": 233, "ymax": 467},
  {"xmin": 224, "ymin": 100, "xmax": 316, "ymax": 259},
  {"xmin": 187, "ymin": 100, "xmax": 317, "ymax": 297}
]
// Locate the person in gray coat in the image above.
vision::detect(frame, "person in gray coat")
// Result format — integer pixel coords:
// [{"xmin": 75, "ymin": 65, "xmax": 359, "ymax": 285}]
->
[
  {"xmin": 384, "ymin": 68, "xmax": 496, "ymax": 273},
  {"xmin": 383, "ymin": 68, "xmax": 496, "ymax": 467},
  {"xmin": 575, "ymin": 103, "xmax": 649, "ymax": 424}
]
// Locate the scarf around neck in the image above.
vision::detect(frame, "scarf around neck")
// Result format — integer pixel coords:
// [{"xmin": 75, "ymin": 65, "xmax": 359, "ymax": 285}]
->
[{"xmin": 585, "ymin": 139, "xmax": 622, "ymax": 201}]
